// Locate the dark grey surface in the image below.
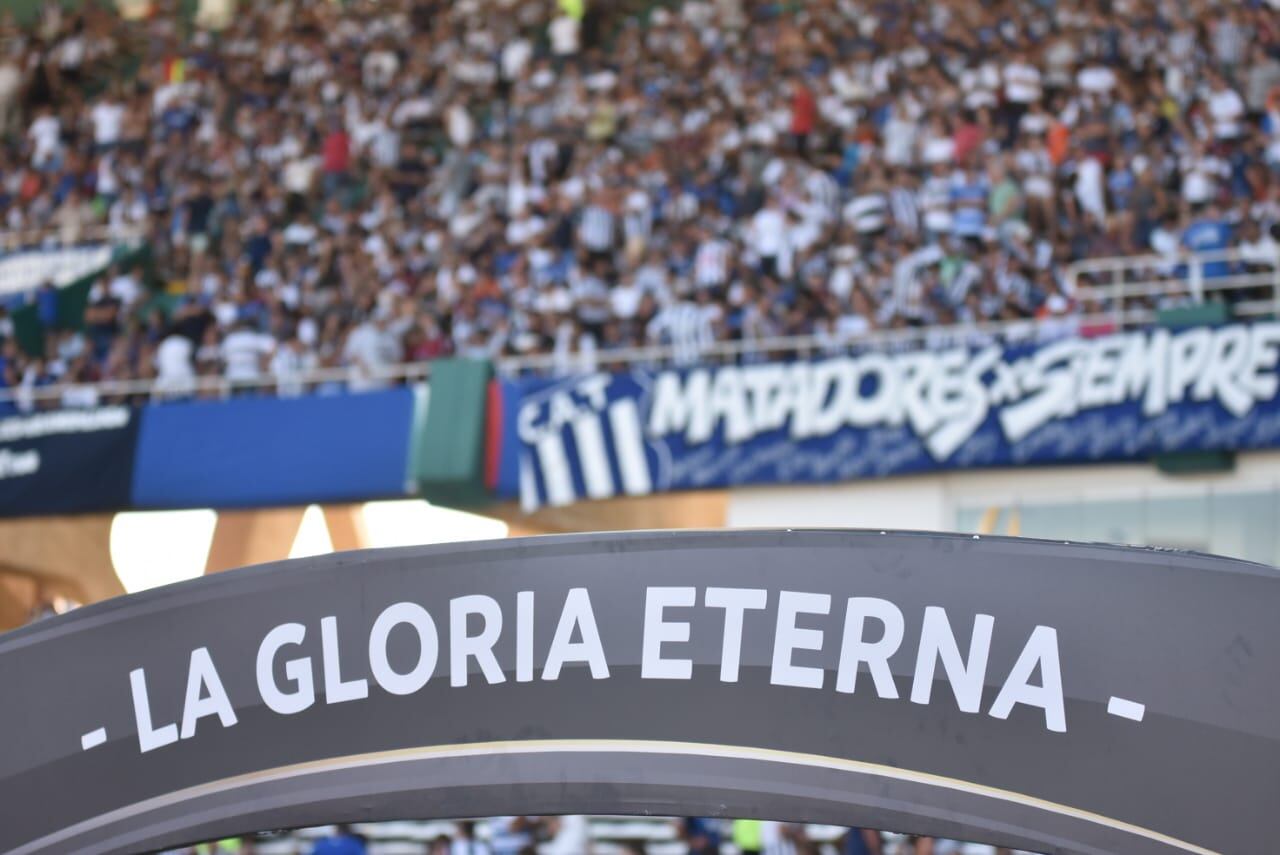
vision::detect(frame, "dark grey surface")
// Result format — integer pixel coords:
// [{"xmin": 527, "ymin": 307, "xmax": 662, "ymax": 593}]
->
[{"xmin": 1, "ymin": 530, "xmax": 1276, "ymax": 855}]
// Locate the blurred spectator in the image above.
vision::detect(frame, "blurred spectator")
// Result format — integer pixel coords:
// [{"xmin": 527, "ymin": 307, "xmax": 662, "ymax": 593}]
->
[
  {"xmin": 540, "ymin": 815, "xmax": 590, "ymax": 855},
  {"xmin": 309, "ymin": 824, "xmax": 366, "ymax": 855},
  {"xmin": 0, "ymin": 0, "xmax": 1277, "ymax": 409},
  {"xmin": 682, "ymin": 817, "xmax": 722, "ymax": 855},
  {"xmin": 451, "ymin": 820, "xmax": 493, "ymax": 855},
  {"xmin": 843, "ymin": 827, "xmax": 883, "ymax": 855}
]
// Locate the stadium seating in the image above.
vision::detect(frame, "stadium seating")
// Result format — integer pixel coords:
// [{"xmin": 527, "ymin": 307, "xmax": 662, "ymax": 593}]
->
[{"xmin": 0, "ymin": 0, "xmax": 1275, "ymax": 411}]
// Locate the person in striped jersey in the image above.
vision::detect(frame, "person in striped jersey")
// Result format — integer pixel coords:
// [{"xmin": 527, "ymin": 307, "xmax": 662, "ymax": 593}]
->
[
  {"xmin": 578, "ymin": 191, "xmax": 617, "ymax": 266},
  {"xmin": 646, "ymin": 287, "xmax": 718, "ymax": 366}
]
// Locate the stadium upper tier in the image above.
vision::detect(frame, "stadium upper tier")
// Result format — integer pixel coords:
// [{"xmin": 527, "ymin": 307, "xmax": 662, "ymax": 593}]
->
[{"xmin": 0, "ymin": 0, "xmax": 1278, "ymax": 409}]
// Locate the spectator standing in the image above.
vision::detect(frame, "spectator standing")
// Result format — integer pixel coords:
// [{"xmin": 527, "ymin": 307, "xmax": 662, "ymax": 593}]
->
[
  {"xmin": 450, "ymin": 820, "xmax": 493, "ymax": 855},
  {"xmin": 220, "ymin": 320, "xmax": 274, "ymax": 387},
  {"xmin": 310, "ymin": 825, "xmax": 366, "ymax": 855},
  {"xmin": 153, "ymin": 331, "xmax": 196, "ymax": 398},
  {"xmin": 683, "ymin": 817, "xmax": 722, "ymax": 855}
]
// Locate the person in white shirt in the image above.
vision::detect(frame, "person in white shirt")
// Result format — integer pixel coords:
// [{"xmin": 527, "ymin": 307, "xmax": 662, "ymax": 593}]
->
[
  {"xmin": 501, "ymin": 35, "xmax": 533, "ymax": 82},
  {"xmin": 343, "ymin": 315, "xmax": 400, "ymax": 390},
  {"xmin": 1237, "ymin": 221, "xmax": 1279, "ymax": 268},
  {"xmin": 109, "ymin": 188, "xmax": 148, "ymax": 239},
  {"xmin": 958, "ymin": 62, "xmax": 1000, "ymax": 110},
  {"xmin": 539, "ymin": 816, "xmax": 589, "ymax": 855},
  {"xmin": 622, "ymin": 189, "xmax": 652, "ymax": 262},
  {"xmin": 1003, "ymin": 54, "xmax": 1043, "ymax": 105},
  {"xmin": 1206, "ymin": 75, "xmax": 1246, "ymax": 141},
  {"xmin": 446, "ymin": 101, "xmax": 475, "ymax": 148},
  {"xmin": 450, "ymin": 820, "xmax": 493, "ymax": 855},
  {"xmin": 750, "ymin": 199, "xmax": 787, "ymax": 277},
  {"xmin": 551, "ymin": 319, "xmax": 598, "ymax": 375},
  {"xmin": 1074, "ymin": 156, "xmax": 1107, "ymax": 223},
  {"xmin": 27, "ymin": 107, "xmax": 61, "ymax": 169},
  {"xmin": 1038, "ymin": 292, "xmax": 1080, "ymax": 342},
  {"xmin": 90, "ymin": 97, "xmax": 125, "ymax": 149},
  {"xmin": 693, "ymin": 228, "xmax": 731, "ymax": 289},
  {"xmin": 610, "ymin": 275, "xmax": 644, "ymax": 320},
  {"xmin": 881, "ymin": 106, "xmax": 917, "ymax": 166},
  {"xmin": 108, "ymin": 266, "xmax": 141, "ymax": 307},
  {"xmin": 1076, "ymin": 64, "xmax": 1117, "ymax": 97},
  {"xmin": 283, "ymin": 152, "xmax": 320, "ymax": 198},
  {"xmin": 0, "ymin": 54, "xmax": 20, "ymax": 136},
  {"xmin": 282, "ymin": 212, "xmax": 319, "ymax": 246},
  {"xmin": 759, "ymin": 820, "xmax": 805, "ymax": 855},
  {"xmin": 549, "ymin": 13, "xmax": 581, "ymax": 59},
  {"xmin": 1180, "ymin": 145, "xmax": 1229, "ymax": 206},
  {"xmin": 1001, "ymin": 52, "xmax": 1042, "ymax": 144},
  {"xmin": 270, "ymin": 335, "xmax": 317, "ymax": 397},
  {"xmin": 154, "ymin": 333, "xmax": 196, "ymax": 398},
  {"xmin": 362, "ymin": 45, "xmax": 400, "ymax": 92},
  {"xmin": 221, "ymin": 322, "xmax": 275, "ymax": 385},
  {"xmin": 919, "ymin": 116, "xmax": 955, "ymax": 166}
]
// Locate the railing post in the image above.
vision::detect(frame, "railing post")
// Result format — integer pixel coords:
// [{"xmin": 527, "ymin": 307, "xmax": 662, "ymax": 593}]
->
[
  {"xmin": 1190, "ymin": 255, "xmax": 1204, "ymax": 304},
  {"xmin": 1272, "ymin": 250, "xmax": 1280, "ymax": 320},
  {"xmin": 1112, "ymin": 267, "xmax": 1123, "ymax": 331}
]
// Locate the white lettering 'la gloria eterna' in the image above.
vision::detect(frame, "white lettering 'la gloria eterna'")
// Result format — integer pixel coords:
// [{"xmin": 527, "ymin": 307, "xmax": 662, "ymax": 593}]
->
[
  {"xmin": 128, "ymin": 586, "xmax": 1067, "ymax": 754},
  {"xmin": 638, "ymin": 323, "xmax": 1280, "ymax": 459}
]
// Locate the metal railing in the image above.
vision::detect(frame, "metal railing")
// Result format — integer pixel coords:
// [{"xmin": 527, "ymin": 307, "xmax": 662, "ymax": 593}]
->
[
  {"xmin": 0, "ymin": 247, "xmax": 1276, "ymax": 408},
  {"xmin": 0, "ymin": 222, "xmax": 145, "ymax": 254},
  {"xmin": 1066, "ymin": 246, "xmax": 1280, "ymax": 326},
  {"xmin": 494, "ymin": 247, "xmax": 1280, "ymax": 376},
  {"xmin": 493, "ymin": 309, "xmax": 1130, "ymax": 376},
  {"xmin": 0, "ymin": 362, "xmax": 434, "ymax": 409}
]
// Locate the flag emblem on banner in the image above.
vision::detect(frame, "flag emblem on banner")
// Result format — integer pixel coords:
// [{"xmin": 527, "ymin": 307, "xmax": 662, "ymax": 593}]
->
[{"xmin": 519, "ymin": 398, "xmax": 653, "ymax": 510}]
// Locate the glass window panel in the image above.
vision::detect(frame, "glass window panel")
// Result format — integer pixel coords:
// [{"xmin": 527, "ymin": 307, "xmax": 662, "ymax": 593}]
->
[
  {"xmin": 1208, "ymin": 491, "xmax": 1278, "ymax": 566},
  {"xmin": 954, "ymin": 506, "xmax": 985, "ymax": 534},
  {"xmin": 1143, "ymin": 494, "xmax": 1210, "ymax": 553},
  {"xmin": 1010, "ymin": 501, "xmax": 1080, "ymax": 541},
  {"xmin": 1078, "ymin": 498, "xmax": 1145, "ymax": 547}
]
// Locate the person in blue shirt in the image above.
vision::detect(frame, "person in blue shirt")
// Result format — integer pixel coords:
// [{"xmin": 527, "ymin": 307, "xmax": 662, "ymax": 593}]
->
[
  {"xmin": 35, "ymin": 281, "xmax": 58, "ymax": 331},
  {"xmin": 1107, "ymin": 156, "xmax": 1136, "ymax": 212},
  {"xmin": 310, "ymin": 824, "xmax": 367, "ymax": 855},
  {"xmin": 950, "ymin": 167, "xmax": 989, "ymax": 243},
  {"xmin": 1181, "ymin": 203, "xmax": 1232, "ymax": 278},
  {"xmin": 683, "ymin": 817, "xmax": 722, "ymax": 854},
  {"xmin": 843, "ymin": 827, "xmax": 883, "ymax": 855}
]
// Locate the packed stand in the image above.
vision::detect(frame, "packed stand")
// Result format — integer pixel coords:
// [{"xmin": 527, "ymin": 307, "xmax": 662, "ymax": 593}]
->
[
  {"xmin": 2, "ymin": 0, "xmax": 1280, "ymax": 405},
  {"xmin": 168, "ymin": 817, "xmax": 1041, "ymax": 854}
]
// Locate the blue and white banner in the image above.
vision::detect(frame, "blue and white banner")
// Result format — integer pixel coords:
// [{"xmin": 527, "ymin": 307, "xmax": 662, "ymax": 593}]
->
[{"xmin": 498, "ymin": 322, "xmax": 1280, "ymax": 509}]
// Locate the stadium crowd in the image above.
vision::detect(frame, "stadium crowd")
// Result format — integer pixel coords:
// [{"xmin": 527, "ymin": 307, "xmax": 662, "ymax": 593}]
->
[
  {"xmin": 172, "ymin": 817, "xmax": 1030, "ymax": 855},
  {"xmin": 1, "ymin": 0, "xmax": 1280, "ymax": 401}
]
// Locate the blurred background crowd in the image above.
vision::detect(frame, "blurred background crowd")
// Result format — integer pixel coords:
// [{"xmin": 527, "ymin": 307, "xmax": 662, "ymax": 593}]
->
[
  {"xmin": 167, "ymin": 817, "xmax": 1038, "ymax": 855},
  {"xmin": 1, "ymin": 0, "xmax": 1280, "ymax": 401}
]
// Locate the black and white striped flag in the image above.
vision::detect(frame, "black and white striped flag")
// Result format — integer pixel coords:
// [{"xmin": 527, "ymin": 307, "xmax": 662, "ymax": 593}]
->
[{"xmin": 518, "ymin": 397, "xmax": 654, "ymax": 510}]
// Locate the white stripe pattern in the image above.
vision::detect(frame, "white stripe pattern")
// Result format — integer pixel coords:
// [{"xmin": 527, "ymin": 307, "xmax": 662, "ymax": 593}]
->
[
  {"xmin": 521, "ymin": 399, "xmax": 654, "ymax": 509},
  {"xmin": 534, "ymin": 432, "xmax": 575, "ymax": 506},
  {"xmin": 571, "ymin": 413, "xmax": 614, "ymax": 500},
  {"xmin": 608, "ymin": 399, "xmax": 652, "ymax": 495}
]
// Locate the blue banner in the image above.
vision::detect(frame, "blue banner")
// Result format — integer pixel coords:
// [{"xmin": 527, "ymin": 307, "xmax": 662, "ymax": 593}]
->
[
  {"xmin": 132, "ymin": 389, "xmax": 417, "ymax": 509},
  {"xmin": 0, "ymin": 407, "xmax": 139, "ymax": 516},
  {"xmin": 500, "ymin": 322, "xmax": 1280, "ymax": 509}
]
